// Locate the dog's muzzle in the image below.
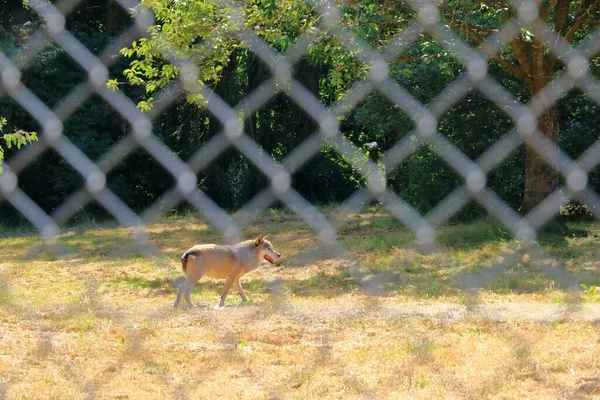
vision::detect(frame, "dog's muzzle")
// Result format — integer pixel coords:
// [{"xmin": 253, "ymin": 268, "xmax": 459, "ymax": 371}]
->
[
  {"xmin": 264, "ymin": 252, "xmax": 281, "ymax": 264},
  {"xmin": 264, "ymin": 255, "xmax": 275, "ymax": 264}
]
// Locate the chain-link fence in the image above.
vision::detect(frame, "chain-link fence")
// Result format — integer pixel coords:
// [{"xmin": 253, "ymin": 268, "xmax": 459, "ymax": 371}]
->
[{"xmin": 2, "ymin": 0, "xmax": 600, "ymax": 397}]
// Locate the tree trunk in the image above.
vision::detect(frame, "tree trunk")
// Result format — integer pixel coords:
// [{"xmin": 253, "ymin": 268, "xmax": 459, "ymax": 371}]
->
[
  {"xmin": 106, "ymin": 0, "xmax": 119, "ymax": 35},
  {"xmin": 520, "ymin": 105, "xmax": 560, "ymax": 214}
]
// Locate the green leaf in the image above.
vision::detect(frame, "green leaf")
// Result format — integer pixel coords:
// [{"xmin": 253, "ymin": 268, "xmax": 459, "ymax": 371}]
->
[{"xmin": 106, "ymin": 79, "xmax": 119, "ymax": 91}]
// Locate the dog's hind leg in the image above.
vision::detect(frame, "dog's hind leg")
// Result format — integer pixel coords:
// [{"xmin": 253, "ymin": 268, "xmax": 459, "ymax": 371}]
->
[
  {"xmin": 234, "ymin": 278, "xmax": 249, "ymax": 303},
  {"xmin": 175, "ymin": 261, "xmax": 202, "ymax": 309},
  {"xmin": 183, "ymin": 280, "xmax": 195, "ymax": 308},
  {"xmin": 173, "ymin": 282, "xmax": 186, "ymax": 308},
  {"xmin": 173, "ymin": 279, "xmax": 196, "ymax": 309}
]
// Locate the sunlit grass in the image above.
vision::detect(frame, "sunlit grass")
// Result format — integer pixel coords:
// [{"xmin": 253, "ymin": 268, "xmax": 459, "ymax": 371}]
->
[{"xmin": 1, "ymin": 210, "xmax": 600, "ymax": 398}]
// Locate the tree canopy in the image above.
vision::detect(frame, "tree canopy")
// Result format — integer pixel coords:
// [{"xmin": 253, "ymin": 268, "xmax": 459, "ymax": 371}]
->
[{"xmin": 1, "ymin": 0, "xmax": 599, "ymax": 225}]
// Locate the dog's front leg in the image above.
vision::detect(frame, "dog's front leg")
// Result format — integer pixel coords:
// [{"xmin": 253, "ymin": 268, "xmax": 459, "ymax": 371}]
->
[
  {"xmin": 219, "ymin": 271, "xmax": 239, "ymax": 307},
  {"xmin": 234, "ymin": 278, "xmax": 250, "ymax": 303}
]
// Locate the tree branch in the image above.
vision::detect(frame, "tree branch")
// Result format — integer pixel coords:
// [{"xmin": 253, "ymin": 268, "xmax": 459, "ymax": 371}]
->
[
  {"xmin": 564, "ymin": 0, "xmax": 600, "ymax": 42},
  {"xmin": 539, "ymin": 0, "xmax": 561, "ymax": 22},
  {"xmin": 542, "ymin": 0, "xmax": 570, "ymax": 79},
  {"xmin": 553, "ymin": 0, "xmax": 572, "ymax": 37},
  {"xmin": 544, "ymin": 0, "xmax": 600, "ymax": 79},
  {"xmin": 451, "ymin": 20, "xmax": 531, "ymax": 83},
  {"xmin": 510, "ymin": 37, "xmax": 534, "ymax": 84},
  {"xmin": 439, "ymin": 3, "xmax": 533, "ymax": 83}
]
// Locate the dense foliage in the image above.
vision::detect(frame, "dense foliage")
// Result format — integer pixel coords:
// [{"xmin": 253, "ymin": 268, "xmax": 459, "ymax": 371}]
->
[{"xmin": 1, "ymin": 0, "xmax": 599, "ymax": 225}]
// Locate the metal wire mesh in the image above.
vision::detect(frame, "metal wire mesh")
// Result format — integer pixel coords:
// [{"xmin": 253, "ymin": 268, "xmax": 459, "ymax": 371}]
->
[
  {"xmin": 2, "ymin": 0, "xmax": 600, "ymax": 397},
  {"xmin": 1, "ymin": 0, "xmax": 599, "ymax": 321}
]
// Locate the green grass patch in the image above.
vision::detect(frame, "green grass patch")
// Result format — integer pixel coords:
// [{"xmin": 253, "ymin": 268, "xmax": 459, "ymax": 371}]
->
[
  {"xmin": 437, "ymin": 217, "xmax": 513, "ymax": 249},
  {"xmin": 581, "ymin": 283, "xmax": 600, "ymax": 303},
  {"xmin": 103, "ymin": 275, "xmax": 174, "ymax": 292},
  {"xmin": 66, "ymin": 314, "xmax": 100, "ymax": 332},
  {"xmin": 486, "ymin": 263, "xmax": 556, "ymax": 294},
  {"xmin": 138, "ymin": 361, "xmax": 170, "ymax": 376},
  {"xmin": 0, "ymin": 213, "xmax": 599, "ymax": 303},
  {"xmin": 2, "ymin": 211, "xmax": 600, "ymax": 399},
  {"xmin": 0, "ymin": 281, "xmax": 13, "ymax": 306},
  {"xmin": 288, "ymin": 271, "xmax": 360, "ymax": 297}
]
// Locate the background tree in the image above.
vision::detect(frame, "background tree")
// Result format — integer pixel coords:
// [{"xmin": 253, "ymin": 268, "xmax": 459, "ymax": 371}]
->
[
  {"xmin": 442, "ymin": 0, "xmax": 600, "ymax": 213},
  {"xmin": 0, "ymin": 0, "xmax": 38, "ymax": 175},
  {"xmin": 0, "ymin": 118, "xmax": 37, "ymax": 174},
  {"xmin": 1, "ymin": 1, "xmax": 599, "ymax": 224}
]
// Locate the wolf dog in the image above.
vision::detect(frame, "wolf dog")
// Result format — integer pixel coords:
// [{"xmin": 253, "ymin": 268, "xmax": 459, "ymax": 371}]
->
[{"xmin": 173, "ymin": 235, "xmax": 281, "ymax": 308}]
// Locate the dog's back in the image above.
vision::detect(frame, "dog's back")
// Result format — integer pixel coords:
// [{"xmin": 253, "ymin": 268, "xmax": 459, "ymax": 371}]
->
[{"xmin": 181, "ymin": 243, "xmax": 242, "ymax": 280}]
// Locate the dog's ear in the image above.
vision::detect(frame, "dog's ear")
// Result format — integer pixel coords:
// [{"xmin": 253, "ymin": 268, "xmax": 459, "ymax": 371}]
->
[
  {"xmin": 263, "ymin": 234, "xmax": 270, "ymax": 241},
  {"xmin": 254, "ymin": 235, "xmax": 265, "ymax": 247}
]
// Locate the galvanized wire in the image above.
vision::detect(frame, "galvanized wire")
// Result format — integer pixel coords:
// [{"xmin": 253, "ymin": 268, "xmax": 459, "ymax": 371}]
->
[
  {"xmin": 1, "ymin": 0, "xmax": 598, "ymax": 307},
  {"xmin": 1, "ymin": 0, "xmax": 600, "ymax": 396}
]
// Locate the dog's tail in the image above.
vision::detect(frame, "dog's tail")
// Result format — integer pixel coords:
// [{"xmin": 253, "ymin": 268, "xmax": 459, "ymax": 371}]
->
[{"xmin": 180, "ymin": 250, "xmax": 198, "ymax": 273}]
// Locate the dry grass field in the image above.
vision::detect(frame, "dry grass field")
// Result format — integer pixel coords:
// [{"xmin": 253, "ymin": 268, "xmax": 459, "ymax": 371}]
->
[{"xmin": 1, "ymin": 208, "xmax": 600, "ymax": 399}]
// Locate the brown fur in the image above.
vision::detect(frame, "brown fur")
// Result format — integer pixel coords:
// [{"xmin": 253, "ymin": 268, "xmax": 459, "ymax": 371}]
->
[{"xmin": 173, "ymin": 235, "xmax": 281, "ymax": 308}]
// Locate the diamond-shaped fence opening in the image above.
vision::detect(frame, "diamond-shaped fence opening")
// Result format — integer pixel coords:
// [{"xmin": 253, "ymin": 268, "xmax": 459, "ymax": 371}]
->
[
  {"xmin": 3, "ymin": 0, "xmax": 600, "ymax": 397},
  {"xmin": 0, "ymin": 0, "xmax": 596, "ymax": 301}
]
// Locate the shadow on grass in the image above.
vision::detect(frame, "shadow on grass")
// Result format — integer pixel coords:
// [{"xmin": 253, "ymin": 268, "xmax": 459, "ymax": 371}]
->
[
  {"xmin": 2, "ymin": 224, "xmax": 220, "ymax": 262},
  {"xmin": 95, "ymin": 261, "xmax": 600, "ymax": 302},
  {"xmin": 436, "ymin": 218, "xmax": 514, "ymax": 249},
  {"xmin": 105, "ymin": 268, "xmax": 461, "ymax": 301},
  {"xmin": 339, "ymin": 215, "xmax": 518, "ymax": 252},
  {"xmin": 4, "ymin": 216, "xmax": 312, "ymax": 262},
  {"xmin": 103, "ymin": 276, "xmax": 176, "ymax": 294},
  {"xmin": 536, "ymin": 220, "xmax": 590, "ymax": 252},
  {"xmin": 4, "ymin": 214, "xmax": 599, "ymax": 299}
]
